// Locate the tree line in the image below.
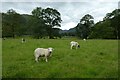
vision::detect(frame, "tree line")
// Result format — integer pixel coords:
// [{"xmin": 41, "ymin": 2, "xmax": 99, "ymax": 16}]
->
[
  {"xmin": 2, "ymin": 7, "xmax": 62, "ymax": 39},
  {"xmin": 76, "ymin": 9, "xmax": 120, "ymax": 39},
  {"xmin": 62, "ymin": 9, "xmax": 120, "ymax": 39},
  {"xmin": 1, "ymin": 7, "xmax": 120, "ymax": 39}
]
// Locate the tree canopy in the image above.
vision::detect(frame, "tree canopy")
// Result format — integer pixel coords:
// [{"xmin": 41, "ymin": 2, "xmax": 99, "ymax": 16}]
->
[
  {"xmin": 31, "ymin": 7, "xmax": 62, "ymax": 39},
  {"xmin": 76, "ymin": 14, "xmax": 94, "ymax": 39},
  {"xmin": 89, "ymin": 9, "xmax": 120, "ymax": 39},
  {"xmin": 2, "ymin": 8, "xmax": 119, "ymax": 39},
  {"xmin": 2, "ymin": 7, "xmax": 62, "ymax": 39}
]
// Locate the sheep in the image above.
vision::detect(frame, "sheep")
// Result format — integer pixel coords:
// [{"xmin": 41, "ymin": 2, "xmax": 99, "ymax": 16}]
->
[
  {"xmin": 70, "ymin": 41, "xmax": 80, "ymax": 49},
  {"xmin": 34, "ymin": 47, "xmax": 54, "ymax": 62},
  {"xmin": 83, "ymin": 38, "xmax": 86, "ymax": 41},
  {"xmin": 22, "ymin": 38, "xmax": 26, "ymax": 43}
]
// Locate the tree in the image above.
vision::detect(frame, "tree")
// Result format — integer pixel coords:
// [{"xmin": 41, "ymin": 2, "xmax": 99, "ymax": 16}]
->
[
  {"xmin": 29, "ymin": 16, "xmax": 46, "ymax": 39},
  {"xmin": 76, "ymin": 14, "xmax": 94, "ymax": 39},
  {"xmin": 89, "ymin": 21, "xmax": 115, "ymax": 39},
  {"xmin": 2, "ymin": 9, "xmax": 25, "ymax": 38},
  {"xmin": 89, "ymin": 9, "xmax": 120, "ymax": 39},
  {"xmin": 32, "ymin": 7, "xmax": 62, "ymax": 39},
  {"xmin": 42, "ymin": 8, "xmax": 62, "ymax": 39},
  {"xmin": 52, "ymin": 28, "xmax": 61, "ymax": 39},
  {"xmin": 2, "ymin": 13, "xmax": 13, "ymax": 37},
  {"xmin": 112, "ymin": 14, "xmax": 120, "ymax": 39},
  {"xmin": 76, "ymin": 23, "xmax": 84, "ymax": 38},
  {"xmin": 31, "ymin": 7, "xmax": 47, "ymax": 38},
  {"xmin": 103, "ymin": 9, "xmax": 120, "ymax": 39}
]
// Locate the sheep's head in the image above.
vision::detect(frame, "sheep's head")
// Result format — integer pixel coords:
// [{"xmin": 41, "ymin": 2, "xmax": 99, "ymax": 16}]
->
[
  {"xmin": 77, "ymin": 42, "xmax": 80, "ymax": 48},
  {"xmin": 48, "ymin": 47, "xmax": 54, "ymax": 53},
  {"xmin": 78, "ymin": 45, "xmax": 80, "ymax": 48}
]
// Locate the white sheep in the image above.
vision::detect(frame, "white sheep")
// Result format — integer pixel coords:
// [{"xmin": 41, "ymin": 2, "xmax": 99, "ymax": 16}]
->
[
  {"xmin": 34, "ymin": 47, "xmax": 54, "ymax": 62},
  {"xmin": 22, "ymin": 38, "xmax": 26, "ymax": 43},
  {"xmin": 83, "ymin": 38, "xmax": 86, "ymax": 41},
  {"xmin": 70, "ymin": 41, "xmax": 80, "ymax": 49}
]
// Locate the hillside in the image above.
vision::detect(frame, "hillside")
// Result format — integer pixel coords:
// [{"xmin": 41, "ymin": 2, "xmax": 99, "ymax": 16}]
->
[{"xmin": 59, "ymin": 27, "xmax": 76, "ymax": 35}]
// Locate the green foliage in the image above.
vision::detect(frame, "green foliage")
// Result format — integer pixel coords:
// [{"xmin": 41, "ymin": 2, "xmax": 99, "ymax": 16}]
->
[
  {"xmin": 2, "ymin": 8, "xmax": 62, "ymax": 39},
  {"xmin": 103, "ymin": 9, "xmax": 120, "ymax": 39},
  {"xmin": 2, "ymin": 8, "xmax": 120, "ymax": 39},
  {"xmin": 110, "ymin": 10, "xmax": 120, "ymax": 39},
  {"xmin": 89, "ymin": 20, "xmax": 115, "ymax": 39},
  {"xmin": 76, "ymin": 23, "xmax": 85, "ymax": 38},
  {"xmin": 32, "ymin": 7, "xmax": 62, "ymax": 39},
  {"xmin": 2, "ymin": 9, "xmax": 26, "ymax": 37},
  {"xmin": 52, "ymin": 28, "xmax": 61, "ymax": 39},
  {"xmin": 89, "ymin": 9, "xmax": 120, "ymax": 39},
  {"xmin": 2, "ymin": 13, "xmax": 13, "ymax": 37},
  {"xmin": 29, "ymin": 16, "xmax": 47, "ymax": 39},
  {"xmin": 32, "ymin": 7, "xmax": 43, "ymax": 18},
  {"xmin": 76, "ymin": 14, "xmax": 94, "ymax": 39},
  {"xmin": 2, "ymin": 39, "xmax": 118, "ymax": 78}
]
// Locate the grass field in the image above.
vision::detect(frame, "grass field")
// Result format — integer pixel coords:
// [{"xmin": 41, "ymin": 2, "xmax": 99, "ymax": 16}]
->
[
  {"xmin": 0, "ymin": 38, "xmax": 2, "ymax": 78},
  {"xmin": 2, "ymin": 38, "xmax": 118, "ymax": 78}
]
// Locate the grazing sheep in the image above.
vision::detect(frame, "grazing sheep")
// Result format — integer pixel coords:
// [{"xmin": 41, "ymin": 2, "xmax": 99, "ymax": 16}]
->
[
  {"xmin": 70, "ymin": 41, "xmax": 80, "ymax": 49},
  {"xmin": 83, "ymin": 38, "xmax": 86, "ymax": 41},
  {"xmin": 22, "ymin": 38, "xmax": 26, "ymax": 43},
  {"xmin": 34, "ymin": 47, "xmax": 54, "ymax": 62}
]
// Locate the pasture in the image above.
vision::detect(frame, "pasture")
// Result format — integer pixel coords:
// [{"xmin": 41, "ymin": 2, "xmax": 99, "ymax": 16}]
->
[
  {"xmin": 0, "ymin": 38, "xmax": 2, "ymax": 78},
  {"xmin": 2, "ymin": 38, "xmax": 118, "ymax": 78}
]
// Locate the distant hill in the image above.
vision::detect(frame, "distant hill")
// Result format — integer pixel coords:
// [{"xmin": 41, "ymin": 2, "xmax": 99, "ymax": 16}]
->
[
  {"xmin": 59, "ymin": 27, "xmax": 76, "ymax": 34},
  {"xmin": 59, "ymin": 27, "xmax": 76, "ymax": 36}
]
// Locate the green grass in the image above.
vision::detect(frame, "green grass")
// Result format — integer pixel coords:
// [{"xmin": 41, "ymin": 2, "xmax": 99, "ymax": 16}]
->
[
  {"xmin": 2, "ymin": 38, "xmax": 118, "ymax": 78},
  {"xmin": 0, "ymin": 38, "xmax": 2, "ymax": 78}
]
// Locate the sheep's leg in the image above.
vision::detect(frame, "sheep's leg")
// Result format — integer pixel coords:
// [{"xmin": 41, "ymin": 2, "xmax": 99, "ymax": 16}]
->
[
  {"xmin": 50, "ymin": 54, "xmax": 52, "ymax": 57},
  {"xmin": 34, "ymin": 53, "xmax": 40, "ymax": 62},
  {"xmin": 71, "ymin": 46, "xmax": 73, "ymax": 49},
  {"xmin": 45, "ymin": 57, "xmax": 48, "ymax": 62},
  {"xmin": 35, "ymin": 55, "xmax": 39, "ymax": 62},
  {"xmin": 35, "ymin": 57, "xmax": 38, "ymax": 62},
  {"xmin": 76, "ymin": 46, "xmax": 77, "ymax": 49}
]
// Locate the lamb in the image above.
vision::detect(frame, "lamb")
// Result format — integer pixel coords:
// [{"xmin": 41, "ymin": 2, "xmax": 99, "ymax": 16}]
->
[
  {"xmin": 34, "ymin": 47, "xmax": 54, "ymax": 62},
  {"xmin": 83, "ymin": 38, "xmax": 86, "ymax": 41},
  {"xmin": 70, "ymin": 41, "xmax": 80, "ymax": 49},
  {"xmin": 22, "ymin": 38, "xmax": 26, "ymax": 43}
]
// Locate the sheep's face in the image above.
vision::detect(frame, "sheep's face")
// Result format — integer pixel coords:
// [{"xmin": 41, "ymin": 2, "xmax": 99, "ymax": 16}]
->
[
  {"xmin": 78, "ymin": 45, "xmax": 80, "ymax": 48},
  {"xmin": 48, "ymin": 48, "xmax": 54, "ymax": 53}
]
